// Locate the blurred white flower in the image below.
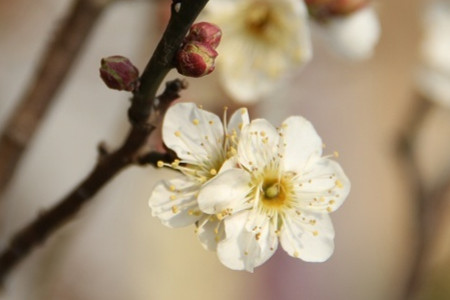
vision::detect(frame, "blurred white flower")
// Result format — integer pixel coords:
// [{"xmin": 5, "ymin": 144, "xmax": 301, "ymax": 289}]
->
[
  {"xmin": 416, "ymin": 0, "xmax": 450, "ymax": 107},
  {"xmin": 314, "ymin": 5, "xmax": 380, "ymax": 60},
  {"xmin": 197, "ymin": 116, "xmax": 350, "ymax": 271},
  {"xmin": 203, "ymin": 0, "xmax": 312, "ymax": 103},
  {"xmin": 148, "ymin": 102, "xmax": 249, "ymax": 250}
]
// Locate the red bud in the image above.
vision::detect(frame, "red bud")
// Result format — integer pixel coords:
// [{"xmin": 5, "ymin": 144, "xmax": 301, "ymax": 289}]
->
[
  {"xmin": 99, "ymin": 55, "xmax": 139, "ymax": 92},
  {"xmin": 175, "ymin": 41, "xmax": 218, "ymax": 78},
  {"xmin": 186, "ymin": 22, "xmax": 222, "ymax": 49}
]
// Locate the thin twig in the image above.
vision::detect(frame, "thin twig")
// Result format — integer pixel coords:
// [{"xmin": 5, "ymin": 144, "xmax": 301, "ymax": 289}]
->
[
  {"xmin": 0, "ymin": 0, "xmax": 115, "ymax": 197},
  {"xmin": 0, "ymin": 0, "xmax": 209, "ymax": 285}
]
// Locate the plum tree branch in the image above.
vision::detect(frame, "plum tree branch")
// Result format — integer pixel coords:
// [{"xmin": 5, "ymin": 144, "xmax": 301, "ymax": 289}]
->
[
  {"xmin": 0, "ymin": 0, "xmax": 209, "ymax": 285},
  {"xmin": 0, "ymin": 0, "xmax": 115, "ymax": 197},
  {"xmin": 399, "ymin": 94, "xmax": 450, "ymax": 299}
]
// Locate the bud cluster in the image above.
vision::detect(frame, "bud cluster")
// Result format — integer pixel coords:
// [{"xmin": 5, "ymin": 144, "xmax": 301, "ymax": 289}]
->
[
  {"xmin": 306, "ymin": 0, "xmax": 369, "ymax": 20},
  {"xmin": 175, "ymin": 22, "xmax": 222, "ymax": 77}
]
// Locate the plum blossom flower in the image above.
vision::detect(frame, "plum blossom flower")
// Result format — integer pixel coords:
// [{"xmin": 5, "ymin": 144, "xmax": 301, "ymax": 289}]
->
[
  {"xmin": 197, "ymin": 116, "xmax": 350, "ymax": 271},
  {"xmin": 312, "ymin": 4, "xmax": 380, "ymax": 60},
  {"xmin": 148, "ymin": 102, "xmax": 249, "ymax": 250},
  {"xmin": 416, "ymin": 0, "xmax": 450, "ymax": 107},
  {"xmin": 203, "ymin": 0, "xmax": 312, "ymax": 103}
]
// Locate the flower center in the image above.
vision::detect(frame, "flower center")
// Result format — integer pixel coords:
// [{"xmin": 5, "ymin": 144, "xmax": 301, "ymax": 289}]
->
[
  {"xmin": 245, "ymin": 2, "xmax": 272, "ymax": 33},
  {"xmin": 261, "ymin": 178, "xmax": 286, "ymax": 208}
]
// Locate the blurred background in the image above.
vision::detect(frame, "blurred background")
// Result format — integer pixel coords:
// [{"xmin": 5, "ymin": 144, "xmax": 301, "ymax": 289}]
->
[{"xmin": 1, "ymin": 0, "xmax": 450, "ymax": 299}]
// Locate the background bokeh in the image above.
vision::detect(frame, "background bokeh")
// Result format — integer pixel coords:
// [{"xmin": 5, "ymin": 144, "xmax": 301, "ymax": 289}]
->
[{"xmin": 1, "ymin": 0, "xmax": 450, "ymax": 299}]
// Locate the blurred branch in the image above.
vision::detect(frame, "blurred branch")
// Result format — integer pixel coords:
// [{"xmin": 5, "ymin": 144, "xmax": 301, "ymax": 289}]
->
[
  {"xmin": 399, "ymin": 94, "xmax": 450, "ymax": 299},
  {"xmin": 0, "ymin": 0, "xmax": 115, "ymax": 197},
  {"xmin": 0, "ymin": 0, "xmax": 208, "ymax": 285}
]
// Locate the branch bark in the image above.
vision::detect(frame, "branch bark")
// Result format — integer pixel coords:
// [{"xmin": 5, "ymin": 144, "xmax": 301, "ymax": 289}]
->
[
  {"xmin": 0, "ymin": 0, "xmax": 209, "ymax": 285},
  {"xmin": 399, "ymin": 94, "xmax": 450, "ymax": 299},
  {"xmin": 0, "ymin": 0, "xmax": 114, "ymax": 197}
]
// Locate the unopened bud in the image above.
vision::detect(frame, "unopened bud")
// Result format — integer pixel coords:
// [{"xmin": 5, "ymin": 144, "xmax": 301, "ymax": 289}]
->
[
  {"xmin": 186, "ymin": 22, "xmax": 222, "ymax": 49},
  {"xmin": 176, "ymin": 41, "xmax": 218, "ymax": 77},
  {"xmin": 99, "ymin": 55, "xmax": 139, "ymax": 92},
  {"xmin": 306, "ymin": 0, "xmax": 369, "ymax": 19}
]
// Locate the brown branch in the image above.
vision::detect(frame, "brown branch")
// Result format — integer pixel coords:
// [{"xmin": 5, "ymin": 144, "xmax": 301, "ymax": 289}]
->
[
  {"xmin": 399, "ymin": 94, "xmax": 450, "ymax": 299},
  {"xmin": 0, "ymin": 0, "xmax": 209, "ymax": 285},
  {"xmin": 398, "ymin": 94, "xmax": 431, "ymax": 300},
  {"xmin": 0, "ymin": 0, "xmax": 115, "ymax": 197},
  {"xmin": 137, "ymin": 150, "xmax": 176, "ymax": 167}
]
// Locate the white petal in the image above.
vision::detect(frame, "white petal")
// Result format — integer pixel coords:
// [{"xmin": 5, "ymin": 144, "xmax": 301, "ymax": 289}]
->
[
  {"xmin": 197, "ymin": 169, "xmax": 252, "ymax": 215},
  {"xmin": 421, "ymin": 1, "xmax": 450, "ymax": 72},
  {"xmin": 212, "ymin": 0, "xmax": 312, "ymax": 103},
  {"xmin": 203, "ymin": 0, "xmax": 239, "ymax": 16},
  {"xmin": 273, "ymin": 0, "xmax": 313, "ymax": 66},
  {"xmin": 196, "ymin": 215, "xmax": 223, "ymax": 251},
  {"xmin": 218, "ymin": 156, "xmax": 239, "ymax": 173},
  {"xmin": 238, "ymin": 119, "xmax": 279, "ymax": 170},
  {"xmin": 280, "ymin": 211, "xmax": 335, "ymax": 262},
  {"xmin": 148, "ymin": 178, "xmax": 201, "ymax": 227},
  {"xmin": 217, "ymin": 210, "xmax": 277, "ymax": 271},
  {"xmin": 417, "ymin": 1, "xmax": 450, "ymax": 107},
  {"xmin": 293, "ymin": 158, "xmax": 350, "ymax": 213},
  {"xmin": 416, "ymin": 67, "xmax": 450, "ymax": 108},
  {"xmin": 162, "ymin": 102, "xmax": 224, "ymax": 163},
  {"xmin": 224, "ymin": 107, "xmax": 250, "ymax": 157},
  {"xmin": 279, "ymin": 116, "xmax": 323, "ymax": 173},
  {"xmin": 316, "ymin": 6, "xmax": 380, "ymax": 60},
  {"xmin": 227, "ymin": 107, "xmax": 249, "ymax": 134},
  {"xmin": 218, "ymin": 44, "xmax": 283, "ymax": 103},
  {"xmin": 291, "ymin": 0, "xmax": 313, "ymax": 63}
]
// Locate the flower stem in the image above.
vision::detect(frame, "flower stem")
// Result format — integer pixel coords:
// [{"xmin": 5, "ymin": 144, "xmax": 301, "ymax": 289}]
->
[{"xmin": 0, "ymin": 0, "xmax": 208, "ymax": 285}]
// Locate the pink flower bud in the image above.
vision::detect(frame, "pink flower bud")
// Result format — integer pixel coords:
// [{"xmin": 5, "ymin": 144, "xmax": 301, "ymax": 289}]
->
[
  {"xmin": 176, "ymin": 41, "xmax": 218, "ymax": 78},
  {"xmin": 329, "ymin": 0, "xmax": 369, "ymax": 14},
  {"xmin": 99, "ymin": 55, "xmax": 140, "ymax": 92},
  {"xmin": 186, "ymin": 22, "xmax": 222, "ymax": 49},
  {"xmin": 306, "ymin": 0, "xmax": 369, "ymax": 19}
]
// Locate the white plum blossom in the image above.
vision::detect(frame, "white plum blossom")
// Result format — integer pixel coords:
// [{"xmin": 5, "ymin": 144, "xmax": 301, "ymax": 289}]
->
[
  {"xmin": 416, "ymin": 0, "xmax": 450, "ymax": 107},
  {"xmin": 197, "ymin": 116, "xmax": 350, "ymax": 271},
  {"xmin": 148, "ymin": 102, "xmax": 249, "ymax": 250},
  {"xmin": 203, "ymin": 0, "xmax": 312, "ymax": 103},
  {"xmin": 314, "ymin": 5, "xmax": 380, "ymax": 60}
]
